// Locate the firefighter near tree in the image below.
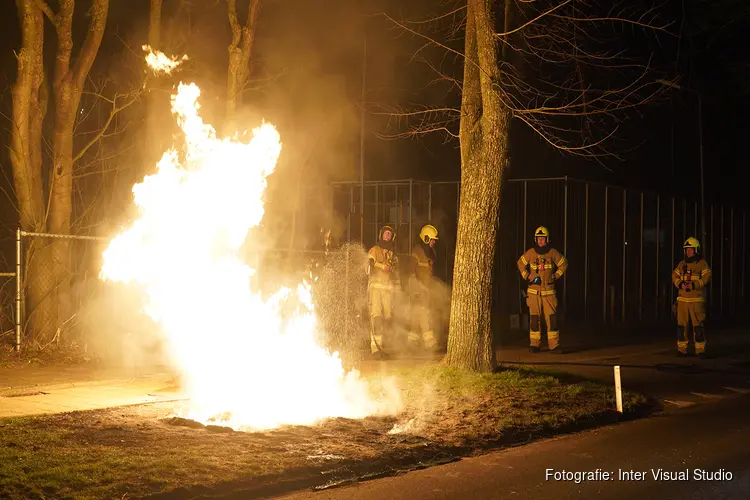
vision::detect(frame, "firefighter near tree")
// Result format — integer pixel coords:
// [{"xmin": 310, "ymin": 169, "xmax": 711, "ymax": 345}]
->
[
  {"xmin": 408, "ymin": 224, "xmax": 439, "ymax": 352},
  {"xmin": 367, "ymin": 225, "xmax": 401, "ymax": 359},
  {"xmin": 672, "ymin": 237, "xmax": 712, "ymax": 357},
  {"xmin": 517, "ymin": 226, "xmax": 568, "ymax": 353}
]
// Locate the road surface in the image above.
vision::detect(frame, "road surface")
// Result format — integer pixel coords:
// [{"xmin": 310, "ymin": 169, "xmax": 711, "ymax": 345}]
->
[{"xmin": 277, "ymin": 394, "xmax": 750, "ymax": 500}]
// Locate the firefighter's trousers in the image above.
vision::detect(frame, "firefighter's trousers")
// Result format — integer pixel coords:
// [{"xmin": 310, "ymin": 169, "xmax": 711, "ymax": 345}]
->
[
  {"xmin": 369, "ymin": 284, "xmax": 393, "ymax": 354},
  {"xmin": 676, "ymin": 297, "xmax": 706, "ymax": 355},
  {"xmin": 408, "ymin": 281, "xmax": 436, "ymax": 350},
  {"xmin": 526, "ymin": 289, "xmax": 559, "ymax": 349}
]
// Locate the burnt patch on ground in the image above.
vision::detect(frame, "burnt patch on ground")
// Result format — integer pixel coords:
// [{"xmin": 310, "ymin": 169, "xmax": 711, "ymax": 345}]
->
[{"xmin": 0, "ymin": 365, "xmax": 650, "ymax": 500}]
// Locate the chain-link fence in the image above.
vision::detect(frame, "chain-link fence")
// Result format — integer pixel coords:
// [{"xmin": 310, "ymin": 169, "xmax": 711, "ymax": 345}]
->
[
  {"xmin": 328, "ymin": 177, "xmax": 747, "ymax": 329},
  {"xmin": 11, "ymin": 231, "xmax": 378, "ymax": 361},
  {"xmin": 12, "ymin": 230, "xmax": 110, "ymax": 351}
]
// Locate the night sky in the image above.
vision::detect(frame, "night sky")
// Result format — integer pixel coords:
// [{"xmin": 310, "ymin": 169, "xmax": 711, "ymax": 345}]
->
[{"xmin": 0, "ymin": 0, "xmax": 747, "ymax": 256}]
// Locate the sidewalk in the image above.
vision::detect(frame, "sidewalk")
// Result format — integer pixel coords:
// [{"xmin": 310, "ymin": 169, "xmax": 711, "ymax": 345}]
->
[
  {"xmin": 493, "ymin": 328, "xmax": 750, "ymax": 407},
  {"xmin": 1, "ymin": 329, "xmax": 748, "ymax": 419},
  {"xmin": 0, "ymin": 363, "xmax": 179, "ymax": 418}
]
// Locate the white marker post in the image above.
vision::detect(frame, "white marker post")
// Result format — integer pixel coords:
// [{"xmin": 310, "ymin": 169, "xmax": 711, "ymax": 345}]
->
[{"xmin": 614, "ymin": 365, "xmax": 623, "ymax": 413}]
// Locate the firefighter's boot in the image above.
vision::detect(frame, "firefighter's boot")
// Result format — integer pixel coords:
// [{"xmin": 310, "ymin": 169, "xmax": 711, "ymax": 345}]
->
[
  {"xmin": 371, "ymin": 317, "xmax": 388, "ymax": 359},
  {"xmin": 676, "ymin": 325, "xmax": 689, "ymax": 357},
  {"xmin": 694, "ymin": 326, "xmax": 707, "ymax": 358}
]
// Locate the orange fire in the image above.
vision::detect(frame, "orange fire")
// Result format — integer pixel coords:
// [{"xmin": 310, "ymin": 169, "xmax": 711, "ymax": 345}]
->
[{"xmin": 100, "ymin": 51, "xmax": 401, "ymax": 431}]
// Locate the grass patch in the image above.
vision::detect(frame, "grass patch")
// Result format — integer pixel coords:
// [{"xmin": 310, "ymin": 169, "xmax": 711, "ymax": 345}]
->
[
  {"xmin": 0, "ymin": 341, "xmax": 91, "ymax": 368},
  {"xmin": 0, "ymin": 363, "xmax": 649, "ymax": 499}
]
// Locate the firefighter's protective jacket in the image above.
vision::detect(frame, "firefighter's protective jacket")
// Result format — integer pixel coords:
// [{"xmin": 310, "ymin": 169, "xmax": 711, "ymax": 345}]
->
[
  {"xmin": 368, "ymin": 243, "xmax": 400, "ymax": 290},
  {"xmin": 672, "ymin": 256, "xmax": 711, "ymax": 302},
  {"xmin": 411, "ymin": 244, "xmax": 435, "ymax": 284},
  {"xmin": 517, "ymin": 246, "xmax": 567, "ymax": 296}
]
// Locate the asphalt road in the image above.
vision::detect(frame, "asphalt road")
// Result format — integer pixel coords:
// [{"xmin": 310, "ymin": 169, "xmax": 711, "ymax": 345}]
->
[{"xmin": 276, "ymin": 394, "xmax": 750, "ymax": 500}]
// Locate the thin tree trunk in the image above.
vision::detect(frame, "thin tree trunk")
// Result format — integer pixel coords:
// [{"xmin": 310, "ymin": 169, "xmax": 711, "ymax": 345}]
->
[
  {"xmin": 226, "ymin": 0, "xmax": 262, "ymax": 128},
  {"xmin": 445, "ymin": 0, "xmax": 511, "ymax": 372}
]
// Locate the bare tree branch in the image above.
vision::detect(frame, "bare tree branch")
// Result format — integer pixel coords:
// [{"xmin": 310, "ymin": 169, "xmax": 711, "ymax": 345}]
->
[
  {"xmin": 73, "ymin": 92, "xmax": 140, "ymax": 164},
  {"xmin": 380, "ymin": 0, "xmax": 670, "ymax": 157},
  {"xmin": 495, "ymin": 0, "xmax": 573, "ymax": 38},
  {"xmin": 72, "ymin": 0, "xmax": 109, "ymax": 92},
  {"xmin": 32, "ymin": 0, "xmax": 58, "ymax": 27}
]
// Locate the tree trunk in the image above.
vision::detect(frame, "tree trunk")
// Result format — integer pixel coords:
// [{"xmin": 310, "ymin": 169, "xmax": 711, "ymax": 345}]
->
[
  {"xmin": 48, "ymin": 83, "xmax": 77, "ymax": 332},
  {"xmin": 445, "ymin": 0, "xmax": 511, "ymax": 372},
  {"xmin": 11, "ymin": 0, "xmax": 56, "ymax": 338},
  {"xmin": 226, "ymin": 0, "xmax": 262, "ymax": 128},
  {"xmin": 148, "ymin": 0, "xmax": 162, "ymax": 49},
  {"xmin": 39, "ymin": 0, "xmax": 109, "ymax": 340},
  {"xmin": 10, "ymin": 0, "xmax": 45, "ymax": 231}
]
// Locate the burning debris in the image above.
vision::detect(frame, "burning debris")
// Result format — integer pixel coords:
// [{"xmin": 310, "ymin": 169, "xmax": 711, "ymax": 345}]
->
[
  {"xmin": 100, "ymin": 51, "xmax": 402, "ymax": 431},
  {"xmin": 142, "ymin": 45, "xmax": 189, "ymax": 74}
]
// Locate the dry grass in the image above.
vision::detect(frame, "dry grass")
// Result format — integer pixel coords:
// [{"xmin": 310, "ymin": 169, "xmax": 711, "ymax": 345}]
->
[{"xmin": 0, "ymin": 364, "xmax": 649, "ymax": 499}]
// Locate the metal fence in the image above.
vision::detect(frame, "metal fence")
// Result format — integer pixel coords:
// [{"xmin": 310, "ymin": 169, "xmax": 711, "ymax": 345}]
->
[
  {"xmin": 6, "ymin": 230, "xmax": 110, "ymax": 351},
  {"xmin": 6, "ymin": 230, "xmax": 374, "ymax": 354},
  {"xmin": 329, "ymin": 177, "xmax": 747, "ymax": 328},
  {"xmin": 5, "ymin": 176, "xmax": 745, "ymax": 350}
]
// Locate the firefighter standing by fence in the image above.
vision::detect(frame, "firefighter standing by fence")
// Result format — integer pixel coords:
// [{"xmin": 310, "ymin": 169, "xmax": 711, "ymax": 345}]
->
[
  {"xmin": 408, "ymin": 224, "xmax": 439, "ymax": 352},
  {"xmin": 672, "ymin": 237, "xmax": 712, "ymax": 357},
  {"xmin": 367, "ymin": 225, "xmax": 400, "ymax": 359},
  {"xmin": 517, "ymin": 226, "xmax": 568, "ymax": 353}
]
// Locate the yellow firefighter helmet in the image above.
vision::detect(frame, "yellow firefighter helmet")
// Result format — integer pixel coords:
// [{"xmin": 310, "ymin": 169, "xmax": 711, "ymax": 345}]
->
[
  {"xmin": 683, "ymin": 237, "xmax": 700, "ymax": 251},
  {"xmin": 419, "ymin": 224, "xmax": 439, "ymax": 244},
  {"xmin": 534, "ymin": 226, "xmax": 550, "ymax": 241},
  {"xmin": 379, "ymin": 225, "xmax": 396, "ymax": 241}
]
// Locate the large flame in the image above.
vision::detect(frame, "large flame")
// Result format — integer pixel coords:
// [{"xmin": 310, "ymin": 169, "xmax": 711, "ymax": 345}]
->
[{"xmin": 100, "ymin": 58, "xmax": 400, "ymax": 431}]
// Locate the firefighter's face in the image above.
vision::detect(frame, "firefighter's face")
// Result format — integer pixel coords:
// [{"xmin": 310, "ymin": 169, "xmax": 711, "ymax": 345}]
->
[
  {"xmin": 685, "ymin": 247, "xmax": 695, "ymax": 257},
  {"xmin": 382, "ymin": 230, "xmax": 393, "ymax": 241},
  {"xmin": 536, "ymin": 236, "xmax": 547, "ymax": 247},
  {"xmin": 429, "ymin": 238, "xmax": 436, "ymax": 248}
]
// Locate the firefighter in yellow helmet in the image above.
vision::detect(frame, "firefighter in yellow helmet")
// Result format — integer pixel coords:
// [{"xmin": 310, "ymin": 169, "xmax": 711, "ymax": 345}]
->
[
  {"xmin": 367, "ymin": 225, "xmax": 401, "ymax": 359},
  {"xmin": 408, "ymin": 224, "xmax": 439, "ymax": 352},
  {"xmin": 672, "ymin": 237, "xmax": 712, "ymax": 357},
  {"xmin": 517, "ymin": 226, "xmax": 568, "ymax": 353}
]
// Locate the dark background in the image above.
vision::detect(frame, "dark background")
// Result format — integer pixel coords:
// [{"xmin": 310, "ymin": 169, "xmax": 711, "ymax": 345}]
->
[{"xmin": 0, "ymin": 0, "xmax": 747, "ymax": 263}]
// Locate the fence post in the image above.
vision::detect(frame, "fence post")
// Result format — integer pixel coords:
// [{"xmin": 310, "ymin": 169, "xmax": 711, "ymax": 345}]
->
[
  {"xmin": 523, "ymin": 181, "xmax": 528, "ymax": 247},
  {"xmin": 374, "ymin": 184, "xmax": 379, "ymax": 242},
  {"xmin": 743, "ymin": 210, "xmax": 746, "ymax": 309},
  {"xmin": 584, "ymin": 182, "xmax": 589, "ymax": 320},
  {"xmin": 345, "ymin": 245, "xmax": 350, "ymax": 345},
  {"xmin": 720, "ymin": 206, "xmax": 724, "ymax": 319},
  {"xmin": 409, "ymin": 179, "xmax": 414, "ymax": 253},
  {"xmin": 15, "ymin": 228, "xmax": 22, "ymax": 352},
  {"xmin": 428, "ymin": 183, "xmax": 433, "ymax": 221},
  {"xmin": 730, "ymin": 208, "xmax": 734, "ymax": 316},
  {"xmin": 563, "ymin": 177, "xmax": 568, "ymax": 315},
  {"xmin": 683, "ymin": 199, "xmax": 687, "ymax": 242},
  {"xmin": 347, "ymin": 185, "xmax": 352, "ymax": 242},
  {"xmin": 655, "ymin": 195, "xmax": 660, "ymax": 322},
  {"xmin": 710, "ymin": 204, "xmax": 714, "ymax": 314},
  {"xmin": 603, "ymin": 186, "xmax": 609, "ymax": 322},
  {"xmin": 639, "ymin": 192, "xmax": 643, "ymax": 322},
  {"xmin": 694, "ymin": 201, "xmax": 698, "ymax": 238},
  {"xmin": 621, "ymin": 189, "xmax": 627, "ymax": 323},
  {"xmin": 670, "ymin": 198, "xmax": 675, "ymax": 309}
]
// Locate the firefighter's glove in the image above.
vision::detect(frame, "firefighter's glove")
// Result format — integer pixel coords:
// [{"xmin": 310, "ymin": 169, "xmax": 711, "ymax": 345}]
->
[
  {"xmin": 682, "ymin": 282, "xmax": 693, "ymax": 292},
  {"xmin": 530, "ymin": 276, "xmax": 542, "ymax": 285}
]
